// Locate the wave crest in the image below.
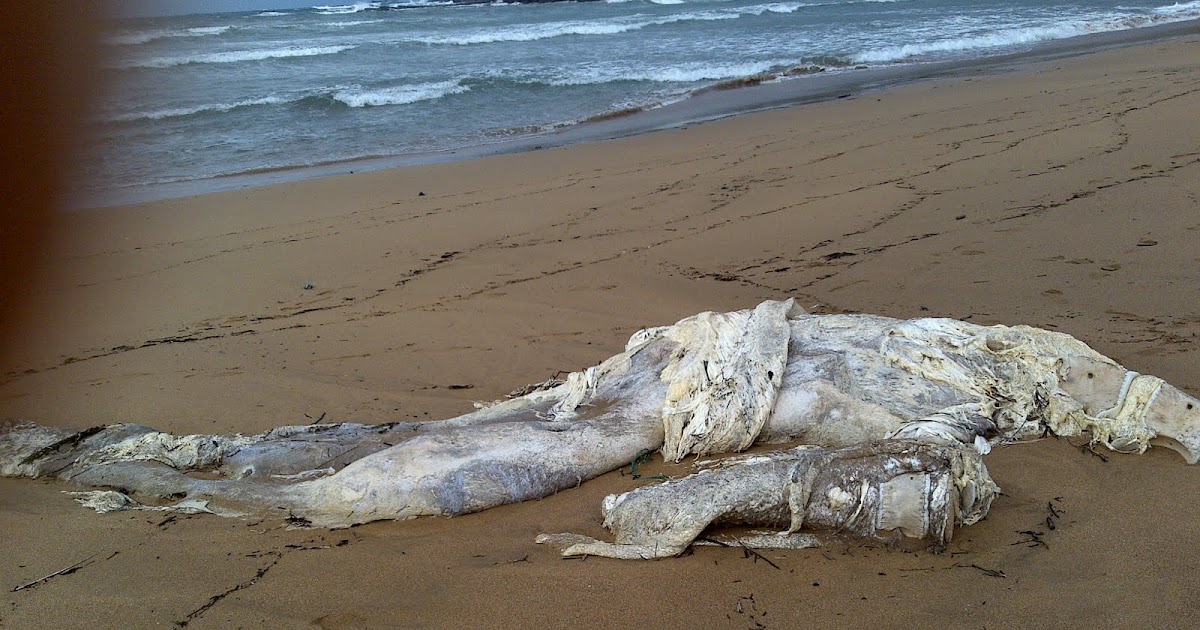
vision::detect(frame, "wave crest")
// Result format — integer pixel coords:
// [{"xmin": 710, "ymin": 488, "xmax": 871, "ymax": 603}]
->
[
  {"xmin": 119, "ymin": 45, "xmax": 356, "ymax": 69},
  {"xmin": 101, "ymin": 79, "xmax": 470, "ymax": 124},
  {"xmin": 853, "ymin": 8, "xmax": 1200, "ymax": 63},
  {"xmin": 105, "ymin": 96, "xmax": 289, "ymax": 123},
  {"xmin": 411, "ymin": 11, "xmax": 738, "ymax": 45},
  {"xmin": 106, "ymin": 25, "xmax": 233, "ymax": 46},
  {"xmin": 323, "ymin": 19, "xmax": 386, "ymax": 27},
  {"xmin": 546, "ymin": 60, "xmax": 797, "ymax": 86},
  {"xmin": 314, "ymin": 2, "xmax": 381, "ymax": 14},
  {"xmin": 332, "ymin": 80, "xmax": 469, "ymax": 107}
]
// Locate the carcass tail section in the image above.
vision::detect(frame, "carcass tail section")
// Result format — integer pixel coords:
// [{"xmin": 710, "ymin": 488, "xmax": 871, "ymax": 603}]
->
[{"xmin": 538, "ymin": 441, "xmax": 997, "ymax": 559}]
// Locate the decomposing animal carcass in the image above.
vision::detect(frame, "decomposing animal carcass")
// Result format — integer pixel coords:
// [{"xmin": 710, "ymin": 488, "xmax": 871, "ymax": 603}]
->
[{"xmin": 2, "ymin": 299, "xmax": 1197, "ymax": 558}]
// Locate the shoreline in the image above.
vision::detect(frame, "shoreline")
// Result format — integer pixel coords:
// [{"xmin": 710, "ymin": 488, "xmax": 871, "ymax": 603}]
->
[{"xmin": 78, "ymin": 17, "xmax": 1200, "ymax": 209}]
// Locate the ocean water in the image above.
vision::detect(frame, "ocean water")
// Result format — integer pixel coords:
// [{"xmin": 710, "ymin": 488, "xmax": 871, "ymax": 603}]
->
[{"xmin": 89, "ymin": 0, "xmax": 1200, "ymax": 201}]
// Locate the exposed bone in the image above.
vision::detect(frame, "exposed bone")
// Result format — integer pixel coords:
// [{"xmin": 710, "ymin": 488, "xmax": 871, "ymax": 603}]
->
[{"xmin": 2, "ymin": 299, "xmax": 1197, "ymax": 553}]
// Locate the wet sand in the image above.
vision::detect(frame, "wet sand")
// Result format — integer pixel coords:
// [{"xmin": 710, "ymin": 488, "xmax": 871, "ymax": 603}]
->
[{"xmin": 3, "ymin": 30, "xmax": 1200, "ymax": 629}]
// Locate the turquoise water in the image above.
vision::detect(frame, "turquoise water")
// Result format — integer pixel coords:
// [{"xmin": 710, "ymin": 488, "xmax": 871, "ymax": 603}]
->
[{"xmin": 90, "ymin": 0, "xmax": 1200, "ymax": 197}]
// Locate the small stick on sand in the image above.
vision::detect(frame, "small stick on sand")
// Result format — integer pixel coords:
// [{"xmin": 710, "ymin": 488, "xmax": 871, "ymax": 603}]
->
[
  {"xmin": 11, "ymin": 554, "xmax": 98, "ymax": 592},
  {"xmin": 737, "ymin": 541, "xmax": 781, "ymax": 570}
]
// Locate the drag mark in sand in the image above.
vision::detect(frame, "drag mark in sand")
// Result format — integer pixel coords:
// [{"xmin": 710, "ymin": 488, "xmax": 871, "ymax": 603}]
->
[
  {"xmin": 992, "ymin": 152, "xmax": 1200, "ymax": 225},
  {"xmin": 174, "ymin": 534, "xmax": 351, "ymax": 628},
  {"xmin": 3, "ymin": 249, "xmax": 468, "ymax": 380},
  {"xmin": 177, "ymin": 551, "xmax": 282, "ymax": 628},
  {"xmin": 29, "ymin": 324, "xmax": 307, "ymax": 374},
  {"xmin": 709, "ymin": 78, "xmax": 1200, "ymax": 302}
]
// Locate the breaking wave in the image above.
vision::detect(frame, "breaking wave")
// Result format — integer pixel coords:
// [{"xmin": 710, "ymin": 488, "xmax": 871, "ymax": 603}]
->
[
  {"xmin": 106, "ymin": 25, "xmax": 233, "ymax": 46},
  {"xmin": 409, "ymin": 11, "xmax": 743, "ymax": 45},
  {"xmin": 102, "ymin": 80, "xmax": 469, "ymax": 123},
  {"xmin": 402, "ymin": 1, "xmax": 867, "ymax": 46},
  {"xmin": 314, "ymin": 2, "xmax": 381, "ymax": 13},
  {"xmin": 546, "ymin": 60, "xmax": 797, "ymax": 85},
  {"xmin": 119, "ymin": 45, "xmax": 356, "ymax": 69},
  {"xmin": 1153, "ymin": 0, "xmax": 1200, "ymax": 10},
  {"xmin": 742, "ymin": 3, "xmax": 806, "ymax": 14},
  {"xmin": 105, "ymin": 96, "xmax": 290, "ymax": 123},
  {"xmin": 853, "ymin": 7, "xmax": 1200, "ymax": 63},
  {"xmin": 331, "ymin": 80, "xmax": 470, "ymax": 107},
  {"xmin": 854, "ymin": 25, "xmax": 1088, "ymax": 63},
  {"xmin": 1151, "ymin": 0, "xmax": 1200, "ymax": 15},
  {"xmin": 323, "ymin": 19, "xmax": 386, "ymax": 27},
  {"xmin": 315, "ymin": 0, "xmax": 451, "ymax": 11}
]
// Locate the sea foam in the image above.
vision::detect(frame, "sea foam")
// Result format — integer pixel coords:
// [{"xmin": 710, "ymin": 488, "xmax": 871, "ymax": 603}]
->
[
  {"xmin": 323, "ymin": 19, "xmax": 386, "ymax": 27},
  {"xmin": 1153, "ymin": 0, "xmax": 1200, "ymax": 12},
  {"xmin": 409, "ymin": 11, "xmax": 739, "ymax": 45},
  {"xmin": 332, "ymin": 80, "xmax": 469, "ymax": 107},
  {"xmin": 853, "ymin": 8, "xmax": 1200, "ymax": 63},
  {"xmin": 314, "ymin": 2, "xmax": 381, "ymax": 14},
  {"xmin": 548, "ymin": 60, "xmax": 792, "ymax": 85}
]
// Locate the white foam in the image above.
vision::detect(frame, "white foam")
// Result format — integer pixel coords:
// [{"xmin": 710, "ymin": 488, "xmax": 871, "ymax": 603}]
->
[
  {"xmin": 406, "ymin": 2, "xmax": 835, "ymax": 47},
  {"xmin": 314, "ymin": 2, "xmax": 381, "ymax": 14},
  {"xmin": 853, "ymin": 9, "xmax": 1200, "ymax": 64},
  {"xmin": 1152, "ymin": 0, "xmax": 1200, "ymax": 15},
  {"xmin": 410, "ymin": 12, "xmax": 737, "ymax": 45},
  {"xmin": 332, "ymin": 80, "xmax": 469, "ymax": 107},
  {"xmin": 187, "ymin": 26, "xmax": 232, "ymax": 36},
  {"xmin": 256, "ymin": 11, "xmax": 289, "ymax": 16},
  {"xmin": 323, "ymin": 19, "xmax": 386, "ymax": 27},
  {"xmin": 854, "ymin": 25, "xmax": 1085, "ymax": 63},
  {"xmin": 741, "ymin": 2, "xmax": 806, "ymax": 15},
  {"xmin": 121, "ymin": 45, "xmax": 356, "ymax": 69},
  {"xmin": 550, "ymin": 60, "xmax": 786, "ymax": 86},
  {"xmin": 106, "ymin": 96, "xmax": 289, "ymax": 123}
]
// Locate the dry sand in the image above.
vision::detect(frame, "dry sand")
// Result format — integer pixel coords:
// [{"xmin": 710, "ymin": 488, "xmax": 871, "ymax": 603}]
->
[{"xmin": 3, "ymin": 31, "xmax": 1200, "ymax": 629}]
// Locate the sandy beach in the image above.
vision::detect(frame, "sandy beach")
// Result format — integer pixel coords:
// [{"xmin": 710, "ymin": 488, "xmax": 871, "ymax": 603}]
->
[{"xmin": 3, "ymin": 28, "xmax": 1200, "ymax": 629}]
